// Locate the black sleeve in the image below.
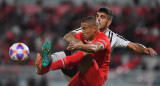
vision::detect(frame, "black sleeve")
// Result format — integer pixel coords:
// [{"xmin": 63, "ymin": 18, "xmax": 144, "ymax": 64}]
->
[{"xmin": 61, "ymin": 66, "xmax": 78, "ymax": 77}]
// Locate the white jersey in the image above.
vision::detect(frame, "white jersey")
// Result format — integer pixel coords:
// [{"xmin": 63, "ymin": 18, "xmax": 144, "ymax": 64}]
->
[{"xmin": 72, "ymin": 28, "xmax": 130, "ymax": 51}]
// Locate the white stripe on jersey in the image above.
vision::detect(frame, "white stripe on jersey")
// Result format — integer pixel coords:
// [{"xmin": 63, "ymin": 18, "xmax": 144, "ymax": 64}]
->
[{"xmin": 72, "ymin": 28, "xmax": 130, "ymax": 51}]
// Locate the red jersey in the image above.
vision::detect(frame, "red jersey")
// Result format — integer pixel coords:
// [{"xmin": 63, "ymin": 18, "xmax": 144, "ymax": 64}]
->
[{"xmin": 75, "ymin": 31, "xmax": 111, "ymax": 76}]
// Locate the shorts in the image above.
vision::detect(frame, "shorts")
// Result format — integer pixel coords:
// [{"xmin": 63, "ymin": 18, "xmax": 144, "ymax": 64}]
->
[{"xmin": 68, "ymin": 60, "xmax": 108, "ymax": 86}]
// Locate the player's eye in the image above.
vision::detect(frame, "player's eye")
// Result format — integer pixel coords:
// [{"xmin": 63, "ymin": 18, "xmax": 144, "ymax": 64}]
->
[
  {"xmin": 101, "ymin": 15, "xmax": 105, "ymax": 19},
  {"xmin": 82, "ymin": 27, "xmax": 86, "ymax": 30},
  {"xmin": 96, "ymin": 14, "xmax": 99, "ymax": 18}
]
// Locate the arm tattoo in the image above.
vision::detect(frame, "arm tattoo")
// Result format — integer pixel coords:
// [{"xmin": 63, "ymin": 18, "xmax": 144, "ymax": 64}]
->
[
  {"xmin": 76, "ymin": 43, "xmax": 104, "ymax": 53},
  {"xmin": 78, "ymin": 44, "xmax": 97, "ymax": 53},
  {"xmin": 63, "ymin": 32, "xmax": 81, "ymax": 43}
]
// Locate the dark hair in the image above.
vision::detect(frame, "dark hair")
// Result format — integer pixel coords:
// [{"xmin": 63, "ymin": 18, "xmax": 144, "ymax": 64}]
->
[
  {"xmin": 81, "ymin": 16, "xmax": 96, "ymax": 25},
  {"xmin": 98, "ymin": 7, "xmax": 113, "ymax": 21}
]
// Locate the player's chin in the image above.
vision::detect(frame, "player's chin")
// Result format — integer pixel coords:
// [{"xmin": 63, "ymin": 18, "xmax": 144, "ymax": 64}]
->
[
  {"xmin": 84, "ymin": 37, "xmax": 88, "ymax": 40},
  {"xmin": 99, "ymin": 25, "xmax": 106, "ymax": 30},
  {"xmin": 83, "ymin": 35, "xmax": 86, "ymax": 40}
]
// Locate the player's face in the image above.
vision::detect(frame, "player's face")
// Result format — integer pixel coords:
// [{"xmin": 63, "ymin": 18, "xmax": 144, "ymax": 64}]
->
[
  {"xmin": 96, "ymin": 12, "xmax": 110, "ymax": 29},
  {"xmin": 81, "ymin": 23, "xmax": 95, "ymax": 40}
]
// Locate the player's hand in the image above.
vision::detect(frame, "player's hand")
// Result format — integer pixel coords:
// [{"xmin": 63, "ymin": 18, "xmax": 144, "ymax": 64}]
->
[
  {"xmin": 144, "ymin": 48, "xmax": 157, "ymax": 56},
  {"xmin": 67, "ymin": 41, "xmax": 84, "ymax": 51},
  {"xmin": 67, "ymin": 41, "xmax": 77, "ymax": 51}
]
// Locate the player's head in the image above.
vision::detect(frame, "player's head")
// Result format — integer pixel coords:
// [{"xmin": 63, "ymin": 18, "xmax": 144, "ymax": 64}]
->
[
  {"xmin": 96, "ymin": 7, "xmax": 113, "ymax": 30},
  {"xmin": 81, "ymin": 16, "xmax": 99, "ymax": 40}
]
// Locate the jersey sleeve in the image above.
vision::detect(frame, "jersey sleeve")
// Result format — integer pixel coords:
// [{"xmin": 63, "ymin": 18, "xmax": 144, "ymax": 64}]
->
[
  {"xmin": 113, "ymin": 33, "xmax": 130, "ymax": 48},
  {"xmin": 71, "ymin": 27, "xmax": 82, "ymax": 33},
  {"xmin": 75, "ymin": 32, "xmax": 83, "ymax": 40}
]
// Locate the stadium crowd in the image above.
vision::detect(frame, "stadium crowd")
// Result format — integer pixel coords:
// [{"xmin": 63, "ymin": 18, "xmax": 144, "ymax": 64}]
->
[{"xmin": 0, "ymin": 0, "xmax": 159, "ymax": 70}]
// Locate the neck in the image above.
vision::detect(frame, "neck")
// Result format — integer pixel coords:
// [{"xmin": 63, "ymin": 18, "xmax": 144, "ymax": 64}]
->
[
  {"xmin": 87, "ymin": 31, "xmax": 99, "ymax": 42},
  {"xmin": 100, "ymin": 27, "xmax": 108, "ymax": 34}
]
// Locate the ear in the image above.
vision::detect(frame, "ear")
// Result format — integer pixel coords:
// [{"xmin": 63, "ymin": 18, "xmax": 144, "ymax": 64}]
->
[
  {"xmin": 94, "ymin": 25, "xmax": 98, "ymax": 33},
  {"xmin": 107, "ymin": 20, "xmax": 111, "ymax": 27}
]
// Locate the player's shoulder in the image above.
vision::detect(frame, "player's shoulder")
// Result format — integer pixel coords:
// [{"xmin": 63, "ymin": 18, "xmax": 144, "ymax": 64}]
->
[
  {"xmin": 96, "ymin": 32, "xmax": 111, "ymax": 48},
  {"xmin": 98, "ymin": 32, "xmax": 109, "ymax": 38},
  {"xmin": 106, "ymin": 29, "xmax": 117, "ymax": 36},
  {"xmin": 97, "ymin": 32, "xmax": 110, "ymax": 41}
]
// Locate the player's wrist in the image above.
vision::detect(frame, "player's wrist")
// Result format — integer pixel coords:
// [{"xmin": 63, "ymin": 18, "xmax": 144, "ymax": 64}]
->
[{"xmin": 75, "ymin": 44, "xmax": 84, "ymax": 50}]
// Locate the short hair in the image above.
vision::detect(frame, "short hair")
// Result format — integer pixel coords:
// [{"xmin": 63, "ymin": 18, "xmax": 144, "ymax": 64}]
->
[
  {"xmin": 81, "ymin": 16, "xmax": 97, "ymax": 26},
  {"xmin": 98, "ymin": 7, "xmax": 113, "ymax": 21}
]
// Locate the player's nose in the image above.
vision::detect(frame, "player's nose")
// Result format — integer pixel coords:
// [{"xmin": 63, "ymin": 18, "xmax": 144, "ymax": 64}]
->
[
  {"xmin": 97, "ymin": 17, "xmax": 100, "ymax": 21},
  {"xmin": 82, "ymin": 32, "xmax": 85, "ymax": 36},
  {"xmin": 82, "ymin": 32, "xmax": 84, "ymax": 35},
  {"xmin": 82, "ymin": 29, "xmax": 85, "ymax": 34}
]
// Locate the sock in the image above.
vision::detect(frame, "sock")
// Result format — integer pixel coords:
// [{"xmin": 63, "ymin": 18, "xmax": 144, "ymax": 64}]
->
[
  {"xmin": 51, "ymin": 51, "xmax": 66, "ymax": 62},
  {"xmin": 39, "ymin": 66, "xmax": 50, "ymax": 75},
  {"xmin": 49, "ymin": 51, "xmax": 84, "ymax": 70}
]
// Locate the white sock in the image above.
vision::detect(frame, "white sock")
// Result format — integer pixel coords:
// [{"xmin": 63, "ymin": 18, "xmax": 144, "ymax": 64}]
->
[{"xmin": 51, "ymin": 51, "xmax": 66, "ymax": 62}]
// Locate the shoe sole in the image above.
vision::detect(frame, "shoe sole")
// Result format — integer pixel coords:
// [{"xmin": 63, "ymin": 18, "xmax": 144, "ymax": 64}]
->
[
  {"xmin": 42, "ymin": 41, "xmax": 51, "ymax": 67},
  {"xmin": 35, "ymin": 53, "xmax": 42, "ymax": 73}
]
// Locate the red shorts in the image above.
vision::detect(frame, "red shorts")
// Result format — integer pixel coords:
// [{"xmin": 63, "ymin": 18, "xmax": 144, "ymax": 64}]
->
[{"xmin": 68, "ymin": 61, "xmax": 108, "ymax": 86}]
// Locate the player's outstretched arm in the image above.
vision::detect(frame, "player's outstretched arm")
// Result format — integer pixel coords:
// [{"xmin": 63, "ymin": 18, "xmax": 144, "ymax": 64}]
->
[
  {"xmin": 67, "ymin": 41, "xmax": 104, "ymax": 53},
  {"xmin": 127, "ymin": 42, "xmax": 157, "ymax": 56}
]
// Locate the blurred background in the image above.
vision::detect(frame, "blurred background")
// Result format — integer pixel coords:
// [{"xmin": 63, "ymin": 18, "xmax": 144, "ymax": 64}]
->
[{"xmin": 0, "ymin": 0, "xmax": 160, "ymax": 86}]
